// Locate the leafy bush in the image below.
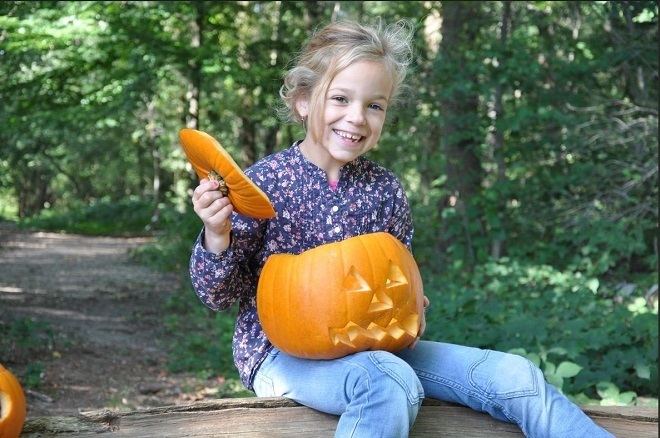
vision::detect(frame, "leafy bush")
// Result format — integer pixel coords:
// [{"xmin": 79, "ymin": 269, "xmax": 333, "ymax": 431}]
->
[
  {"xmin": 0, "ymin": 318, "xmax": 56, "ymax": 389},
  {"xmin": 162, "ymin": 283, "xmax": 241, "ymax": 380},
  {"xmin": 423, "ymin": 259, "xmax": 658, "ymax": 405},
  {"xmin": 128, "ymin": 207, "xmax": 203, "ymax": 272},
  {"xmin": 18, "ymin": 198, "xmax": 157, "ymax": 236}
]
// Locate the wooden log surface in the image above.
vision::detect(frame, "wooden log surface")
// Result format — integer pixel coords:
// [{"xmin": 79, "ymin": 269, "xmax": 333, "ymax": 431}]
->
[{"xmin": 21, "ymin": 397, "xmax": 658, "ymax": 437}]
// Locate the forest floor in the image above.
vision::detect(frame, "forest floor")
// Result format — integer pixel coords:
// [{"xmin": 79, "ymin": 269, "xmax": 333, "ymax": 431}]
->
[{"xmin": 0, "ymin": 221, "xmax": 229, "ymax": 420}]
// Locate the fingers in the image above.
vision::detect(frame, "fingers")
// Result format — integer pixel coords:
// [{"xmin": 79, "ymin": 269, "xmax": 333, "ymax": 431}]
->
[
  {"xmin": 192, "ymin": 178, "xmax": 220, "ymax": 204},
  {"xmin": 192, "ymin": 178, "xmax": 234, "ymax": 235},
  {"xmin": 193, "ymin": 179, "xmax": 226, "ymax": 212},
  {"xmin": 409, "ymin": 296, "xmax": 430, "ymax": 350}
]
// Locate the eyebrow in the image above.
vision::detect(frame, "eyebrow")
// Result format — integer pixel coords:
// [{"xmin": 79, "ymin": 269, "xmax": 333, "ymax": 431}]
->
[{"xmin": 328, "ymin": 87, "xmax": 390, "ymax": 103}]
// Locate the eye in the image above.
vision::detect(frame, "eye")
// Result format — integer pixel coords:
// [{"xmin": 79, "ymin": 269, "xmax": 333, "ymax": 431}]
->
[
  {"xmin": 331, "ymin": 96, "xmax": 348, "ymax": 104},
  {"xmin": 369, "ymin": 103, "xmax": 385, "ymax": 111}
]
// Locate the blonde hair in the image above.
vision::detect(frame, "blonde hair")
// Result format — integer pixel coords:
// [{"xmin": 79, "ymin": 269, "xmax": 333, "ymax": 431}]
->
[{"xmin": 279, "ymin": 18, "xmax": 414, "ymax": 141}]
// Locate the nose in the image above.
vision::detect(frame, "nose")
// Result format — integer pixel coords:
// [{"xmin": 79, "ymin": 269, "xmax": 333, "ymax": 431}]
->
[{"xmin": 347, "ymin": 104, "xmax": 366, "ymax": 125}]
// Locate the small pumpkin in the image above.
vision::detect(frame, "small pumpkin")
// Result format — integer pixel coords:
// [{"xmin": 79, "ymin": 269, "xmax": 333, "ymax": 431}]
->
[
  {"xmin": 257, "ymin": 232, "xmax": 424, "ymax": 360},
  {"xmin": 179, "ymin": 128, "xmax": 276, "ymax": 219},
  {"xmin": 0, "ymin": 364, "xmax": 26, "ymax": 438}
]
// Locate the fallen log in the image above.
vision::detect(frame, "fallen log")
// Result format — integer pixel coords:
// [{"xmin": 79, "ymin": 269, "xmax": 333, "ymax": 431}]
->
[{"xmin": 21, "ymin": 397, "xmax": 658, "ymax": 437}]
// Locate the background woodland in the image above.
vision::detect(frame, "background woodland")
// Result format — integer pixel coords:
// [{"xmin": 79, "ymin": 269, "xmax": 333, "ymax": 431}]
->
[{"xmin": 0, "ymin": 1, "xmax": 657, "ymax": 406}]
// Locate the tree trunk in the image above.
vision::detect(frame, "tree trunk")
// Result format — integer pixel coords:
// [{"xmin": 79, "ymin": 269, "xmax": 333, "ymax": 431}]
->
[
  {"xmin": 488, "ymin": 1, "xmax": 512, "ymax": 259},
  {"xmin": 185, "ymin": 2, "xmax": 204, "ymax": 130},
  {"xmin": 436, "ymin": 1, "xmax": 484, "ymax": 264}
]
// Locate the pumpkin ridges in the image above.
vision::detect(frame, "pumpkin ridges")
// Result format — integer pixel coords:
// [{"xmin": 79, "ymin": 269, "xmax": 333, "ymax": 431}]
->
[
  {"xmin": 257, "ymin": 232, "xmax": 424, "ymax": 360},
  {"xmin": 259, "ymin": 254, "xmax": 296, "ymax": 354},
  {"xmin": 0, "ymin": 364, "xmax": 26, "ymax": 438}
]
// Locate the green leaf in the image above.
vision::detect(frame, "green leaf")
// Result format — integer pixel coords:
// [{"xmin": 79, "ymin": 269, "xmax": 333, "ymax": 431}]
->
[
  {"xmin": 635, "ymin": 363, "xmax": 651, "ymax": 379},
  {"xmin": 597, "ymin": 382, "xmax": 620, "ymax": 399},
  {"xmin": 556, "ymin": 361, "xmax": 583, "ymax": 378},
  {"xmin": 546, "ymin": 374, "xmax": 564, "ymax": 391},
  {"xmin": 616, "ymin": 392, "xmax": 637, "ymax": 405},
  {"xmin": 527, "ymin": 352, "xmax": 541, "ymax": 368}
]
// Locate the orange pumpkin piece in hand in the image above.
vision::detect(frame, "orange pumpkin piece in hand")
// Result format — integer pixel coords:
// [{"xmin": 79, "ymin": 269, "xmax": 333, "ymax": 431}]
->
[
  {"xmin": 257, "ymin": 232, "xmax": 424, "ymax": 360},
  {"xmin": 179, "ymin": 128, "xmax": 276, "ymax": 219},
  {"xmin": 0, "ymin": 364, "xmax": 26, "ymax": 438}
]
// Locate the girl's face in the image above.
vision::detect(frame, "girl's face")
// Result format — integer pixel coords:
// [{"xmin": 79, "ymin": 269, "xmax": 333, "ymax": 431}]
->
[{"xmin": 298, "ymin": 60, "xmax": 393, "ymax": 180}]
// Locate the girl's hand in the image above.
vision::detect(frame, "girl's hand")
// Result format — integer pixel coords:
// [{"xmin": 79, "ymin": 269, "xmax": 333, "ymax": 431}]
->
[
  {"xmin": 408, "ymin": 295, "xmax": 430, "ymax": 350},
  {"xmin": 192, "ymin": 178, "xmax": 234, "ymax": 254}
]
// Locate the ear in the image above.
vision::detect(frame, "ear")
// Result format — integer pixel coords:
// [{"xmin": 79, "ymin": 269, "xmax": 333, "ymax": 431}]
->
[{"xmin": 296, "ymin": 100, "xmax": 309, "ymax": 119}]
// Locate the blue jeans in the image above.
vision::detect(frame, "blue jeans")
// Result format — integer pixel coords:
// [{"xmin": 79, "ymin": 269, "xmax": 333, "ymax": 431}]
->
[{"xmin": 252, "ymin": 341, "xmax": 614, "ymax": 438}]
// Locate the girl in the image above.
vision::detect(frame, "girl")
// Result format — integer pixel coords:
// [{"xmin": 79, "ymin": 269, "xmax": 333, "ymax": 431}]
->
[{"xmin": 189, "ymin": 19, "xmax": 613, "ymax": 438}]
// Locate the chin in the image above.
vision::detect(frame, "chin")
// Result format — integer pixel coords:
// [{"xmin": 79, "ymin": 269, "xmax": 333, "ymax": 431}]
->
[{"xmin": 331, "ymin": 150, "xmax": 361, "ymax": 164}]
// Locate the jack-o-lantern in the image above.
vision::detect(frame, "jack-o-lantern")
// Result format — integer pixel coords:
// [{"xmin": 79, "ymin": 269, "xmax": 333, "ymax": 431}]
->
[
  {"xmin": 257, "ymin": 232, "xmax": 424, "ymax": 359},
  {"xmin": 0, "ymin": 364, "xmax": 26, "ymax": 438}
]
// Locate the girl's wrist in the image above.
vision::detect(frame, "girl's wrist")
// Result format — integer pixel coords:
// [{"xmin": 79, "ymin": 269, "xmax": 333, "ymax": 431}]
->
[{"xmin": 203, "ymin": 229, "xmax": 231, "ymax": 254}]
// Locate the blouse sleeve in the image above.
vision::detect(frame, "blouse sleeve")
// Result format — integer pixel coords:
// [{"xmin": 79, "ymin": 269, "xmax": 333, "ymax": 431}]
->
[{"xmin": 189, "ymin": 215, "xmax": 267, "ymax": 312}]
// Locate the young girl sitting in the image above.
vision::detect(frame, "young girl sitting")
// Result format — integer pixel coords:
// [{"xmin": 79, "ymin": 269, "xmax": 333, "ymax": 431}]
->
[{"xmin": 189, "ymin": 18, "xmax": 614, "ymax": 438}]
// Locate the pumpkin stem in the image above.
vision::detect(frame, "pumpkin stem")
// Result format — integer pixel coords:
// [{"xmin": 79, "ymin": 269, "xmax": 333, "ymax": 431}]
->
[{"xmin": 207, "ymin": 170, "xmax": 229, "ymax": 196}]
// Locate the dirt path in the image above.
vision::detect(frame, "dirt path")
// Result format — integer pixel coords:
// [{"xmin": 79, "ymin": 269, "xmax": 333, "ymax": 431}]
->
[{"xmin": 0, "ymin": 222, "xmax": 219, "ymax": 419}]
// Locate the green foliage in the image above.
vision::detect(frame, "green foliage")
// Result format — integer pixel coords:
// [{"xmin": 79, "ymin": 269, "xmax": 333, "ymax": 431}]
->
[
  {"xmin": 0, "ymin": 317, "xmax": 56, "ymax": 389},
  {"xmin": 128, "ymin": 206, "xmax": 203, "ymax": 272},
  {"xmin": 18, "ymin": 198, "xmax": 156, "ymax": 236},
  {"xmin": 423, "ymin": 259, "xmax": 658, "ymax": 405},
  {"xmin": 0, "ymin": 317, "xmax": 55, "ymax": 358},
  {"xmin": 161, "ymin": 283, "xmax": 240, "ymax": 382},
  {"xmin": 23, "ymin": 361, "xmax": 46, "ymax": 389}
]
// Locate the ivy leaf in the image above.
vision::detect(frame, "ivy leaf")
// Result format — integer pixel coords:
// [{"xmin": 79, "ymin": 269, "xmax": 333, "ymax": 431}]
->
[
  {"xmin": 635, "ymin": 363, "xmax": 651, "ymax": 379},
  {"xmin": 597, "ymin": 381, "xmax": 620, "ymax": 399},
  {"xmin": 546, "ymin": 374, "xmax": 564, "ymax": 391},
  {"xmin": 556, "ymin": 361, "xmax": 583, "ymax": 378},
  {"xmin": 586, "ymin": 278, "xmax": 599, "ymax": 293}
]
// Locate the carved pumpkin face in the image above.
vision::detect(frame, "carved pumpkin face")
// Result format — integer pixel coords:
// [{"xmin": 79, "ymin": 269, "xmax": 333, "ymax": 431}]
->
[
  {"xmin": 0, "ymin": 364, "xmax": 26, "ymax": 438},
  {"xmin": 257, "ymin": 232, "xmax": 424, "ymax": 359}
]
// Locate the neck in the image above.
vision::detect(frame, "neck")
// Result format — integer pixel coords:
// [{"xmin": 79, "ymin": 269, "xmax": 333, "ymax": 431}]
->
[{"xmin": 298, "ymin": 138, "xmax": 342, "ymax": 181}]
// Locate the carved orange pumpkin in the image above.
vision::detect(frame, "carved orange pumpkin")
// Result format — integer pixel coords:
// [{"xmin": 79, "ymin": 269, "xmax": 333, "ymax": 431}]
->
[
  {"xmin": 0, "ymin": 364, "xmax": 26, "ymax": 438},
  {"xmin": 257, "ymin": 232, "xmax": 424, "ymax": 359},
  {"xmin": 179, "ymin": 128, "xmax": 276, "ymax": 219}
]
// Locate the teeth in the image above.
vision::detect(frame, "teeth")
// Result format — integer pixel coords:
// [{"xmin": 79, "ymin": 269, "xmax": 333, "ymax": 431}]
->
[{"xmin": 337, "ymin": 131, "xmax": 362, "ymax": 141}]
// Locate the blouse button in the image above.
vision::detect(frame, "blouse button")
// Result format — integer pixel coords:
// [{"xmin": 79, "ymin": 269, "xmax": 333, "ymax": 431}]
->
[
  {"xmin": 331, "ymin": 205, "xmax": 339, "ymax": 213},
  {"xmin": 334, "ymin": 226, "xmax": 341, "ymax": 233}
]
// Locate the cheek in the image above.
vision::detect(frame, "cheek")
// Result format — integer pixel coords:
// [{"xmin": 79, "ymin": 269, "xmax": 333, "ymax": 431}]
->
[
  {"xmin": 368, "ymin": 115, "xmax": 386, "ymax": 137},
  {"xmin": 323, "ymin": 106, "xmax": 343, "ymax": 127}
]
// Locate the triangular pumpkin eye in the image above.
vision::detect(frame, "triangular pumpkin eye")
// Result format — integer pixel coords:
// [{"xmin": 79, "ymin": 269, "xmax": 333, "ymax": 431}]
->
[
  {"xmin": 341, "ymin": 266, "xmax": 372, "ymax": 293},
  {"xmin": 386, "ymin": 261, "xmax": 408, "ymax": 288},
  {"xmin": 369, "ymin": 262, "xmax": 409, "ymax": 313}
]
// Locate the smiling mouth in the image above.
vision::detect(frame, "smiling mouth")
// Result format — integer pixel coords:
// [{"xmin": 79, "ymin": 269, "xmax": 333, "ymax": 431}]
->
[{"xmin": 335, "ymin": 130, "xmax": 364, "ymax": 143}]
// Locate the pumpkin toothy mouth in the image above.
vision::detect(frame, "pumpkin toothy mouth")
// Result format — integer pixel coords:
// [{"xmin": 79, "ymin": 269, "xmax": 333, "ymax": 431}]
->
[
  {"xmin": 329, "ymin": 314, "xmax": 419, "ymax": 348},
  {"xmin": 328, "ymin": 262, "xmax": 419, "ymax": 348}
]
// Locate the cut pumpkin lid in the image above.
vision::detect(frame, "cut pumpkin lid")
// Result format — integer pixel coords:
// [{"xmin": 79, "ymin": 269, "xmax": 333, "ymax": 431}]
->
[{"xmin": 179, "ymin": 128, "xmax": 276, "ymax": 219}]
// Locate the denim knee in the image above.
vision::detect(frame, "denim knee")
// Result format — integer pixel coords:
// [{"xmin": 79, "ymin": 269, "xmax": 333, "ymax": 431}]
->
[
  {"xmin": 469, "ymin": 350, "xmax": 540, "ymax": 399},
  {"xmin": 367, "ymin": 351, "xmax": 425, "ymax": 406}
]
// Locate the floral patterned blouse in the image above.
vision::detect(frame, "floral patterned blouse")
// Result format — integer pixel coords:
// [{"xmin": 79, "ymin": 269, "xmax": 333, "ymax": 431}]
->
[{"xmin": 189, "ymin": 141, "xmax": 414, "ymax": 390}]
